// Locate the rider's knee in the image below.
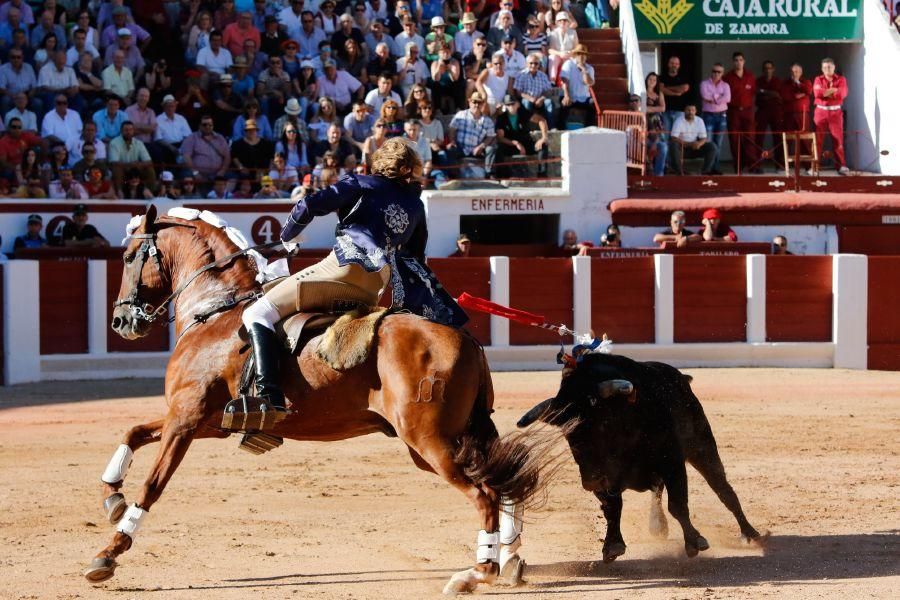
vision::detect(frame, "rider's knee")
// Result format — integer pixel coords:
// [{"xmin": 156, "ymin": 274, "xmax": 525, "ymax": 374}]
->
[{"xmin": 242, "ymin": 297, "xmax": 281, "ymax": 331}]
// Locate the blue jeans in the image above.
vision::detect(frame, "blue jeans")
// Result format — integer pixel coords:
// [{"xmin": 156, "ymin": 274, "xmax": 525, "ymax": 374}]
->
[
  {"xmin": 522, "ymin": 97, "xmax": 555, "ymax": 130},
  {"xmin": 662, "ymin": 110, "xmax": 683, "ymax": 139},
  {"xmin": 702, "ymin": 111, "xmax": 727, "ymax": 171},
  {"xmin": 649, "ymin": 139, "xmax": 668, "ymax": 176}
]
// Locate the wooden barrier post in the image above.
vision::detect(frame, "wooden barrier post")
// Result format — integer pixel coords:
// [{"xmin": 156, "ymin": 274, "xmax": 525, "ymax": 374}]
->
[
  {"xmin": 572, "ymin": 255, "xmax": 592, "ymax": 337},
  {"xmin": 87, "ymin": 260, "xmax": 108, "ymax": 355},
  {"xmin": 654, "ymin": 254, "xmax": 674, "ymax": 344},
  {"xmin": 832, "ymin": 254, "xmax": 868, "ymax": 369},
  {"xmin": 746, "ymin": 254, "xmax": 767, "ymax": 343},
  {"xmin": 3, "ymin": 261, "xmax": 40, "ymax": 384},
  {"xmin": 490, "ymin": 256, "xmax": 510, "ymax": 346}
]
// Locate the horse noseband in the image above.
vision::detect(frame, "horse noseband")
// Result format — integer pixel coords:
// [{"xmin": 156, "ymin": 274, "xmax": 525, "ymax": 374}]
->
[{"xmin": 113, "ymin": 233, "xmax": 167, "ymax": 324}]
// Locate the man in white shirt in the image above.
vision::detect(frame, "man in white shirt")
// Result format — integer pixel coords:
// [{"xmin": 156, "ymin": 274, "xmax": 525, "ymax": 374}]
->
[
  {"xmin": 196, "ymin": 31, "xmax": 234, "ymax": 77},
  {"xmin": 392, "ymin": 16, "xmax": 424, "ymax": 58},
  {"xmin": 454, "ymin": 12, "xmax": 483, "ymax": 58},
  {"xmin": 317, "ymin": 59, "xmax": 363, "ymax": 112},
  {"xmin": 41, "ymin": 94, "xmax": 83, "ymax": 146},
  {"xmin": 0, "ymin": 49, "xmax": 36, "ymax": 114},
  {"xmin": 154, "ymin": 94, "xmax": 192, "ymax": 164},
  {"xmin": 5, "ymin": 92, "xmax": 38, "ymax": 132},
  {"xmin": 668, "ymin": 104, "xmax": 717, "ymax": 175},
  {"xmin": 37, "ymin": 51, "xmax": 80, "ymax": 112},
  {"xmin": 67, "ymin": 120, "xmax": 107, "ymax": 164},
  {"xmin": 66, "ymin": 28, "xmax": 100, "ymax": 67},
  {"xmin": 101, "ymin": 49, "xmax": 135, "ymax": 103},
  {"xmin": 364, "ymin": 73, "xmax": 401, "ymax": 114}
]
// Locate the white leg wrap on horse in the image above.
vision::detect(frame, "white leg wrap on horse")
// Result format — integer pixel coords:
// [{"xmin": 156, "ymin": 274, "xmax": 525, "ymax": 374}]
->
[
  {"xmin": 476, "ymin": 530, "xmax": 500, "ymax": 563},
  {"xmin": 241, "ymin": 297, "xmax": 281, "ymax": 331},
  {"xmin": 499, "ymin": 499, "xmax": 524, "ymax": 545},
  {"xmin": 116, "ymin": 504, "xmax": 147, "ymax": 540},
  {"xmin": 101, "ymin": 444, "xmax": 134, "ymax": 484}
]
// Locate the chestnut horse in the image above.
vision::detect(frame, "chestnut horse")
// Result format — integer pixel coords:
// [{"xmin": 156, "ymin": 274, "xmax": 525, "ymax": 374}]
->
[{"xmin": 86, "ymin": 206, "xmax": 552, "ymax": 594}]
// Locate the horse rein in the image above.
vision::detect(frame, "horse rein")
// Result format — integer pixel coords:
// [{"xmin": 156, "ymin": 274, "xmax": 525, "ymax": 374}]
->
[{"xmin": 113, "ymin": 229, "xmax": 283, "ymax": 326}]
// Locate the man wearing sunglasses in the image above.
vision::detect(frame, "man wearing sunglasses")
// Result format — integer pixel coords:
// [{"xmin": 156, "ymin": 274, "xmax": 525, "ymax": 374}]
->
[{"xmin": 446, "ymin": 91, "xmax": 497, "ymax": 179}]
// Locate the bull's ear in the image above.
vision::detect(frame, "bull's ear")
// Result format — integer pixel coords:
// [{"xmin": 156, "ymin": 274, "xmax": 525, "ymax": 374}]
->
[
  {"xmin": 517, "ymin": 397, "xmax": 555, "ymax": 428},
  {"xmin": 592, "ymin": 379, "xmax": 634, "ymax": 406},
  {"xmin": 144, "ymin": 204, "xmax": 158, "ymax": 232}
]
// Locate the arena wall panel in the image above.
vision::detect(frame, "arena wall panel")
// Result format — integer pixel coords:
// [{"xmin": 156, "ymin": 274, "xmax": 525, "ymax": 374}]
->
[
  {"xmin": 839, "ymin": 226, "xmax": 900, "ymax": 255},
  {"xmin": 590, "ymin": 257, "xmax": 655, "ymax": 343},
  {"xmin": 673, "ymin": 256, "xmax": 747, "ymax": 343},
  {"xmin": 509, "ymin": 259, "xmax": 573, "ymax": 345},
  {"xmin": 40, "ymin": 260, "xmax": 88, "ymax": 354},
  {"xmin": 867, "ymin": 257, "xmax": 900, "ymax": 370},
  {"xmin": 766, "ymin": 256, "xmax": 833, "ymax": 342},
  {"xmin": 429, "ymin": 258, "xmax": 491, "ymax": 345},
  {"xmin": 105, "ymin": 259, "xmax": 170, "ymax": 353}
]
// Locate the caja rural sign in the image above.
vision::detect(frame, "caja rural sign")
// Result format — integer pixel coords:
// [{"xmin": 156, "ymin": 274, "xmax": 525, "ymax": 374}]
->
[{"xmin": 634, "ymin": 0, "xmax": 862, "ymax": 41}]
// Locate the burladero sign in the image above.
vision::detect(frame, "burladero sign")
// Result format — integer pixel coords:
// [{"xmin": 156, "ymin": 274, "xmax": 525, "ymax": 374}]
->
[{"xmin": 633, "ymin": 0, "xmax": 862, "ymax": 41}]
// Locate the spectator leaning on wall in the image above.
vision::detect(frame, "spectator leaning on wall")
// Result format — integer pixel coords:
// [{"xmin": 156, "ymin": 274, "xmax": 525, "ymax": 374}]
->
[
  {"xmin": 653, "ymin": 210, "xmax": 701, "ymax": 247},
  {"xmin": 699, "ymin": 208, "xmax": 738, "ymax": 242}
]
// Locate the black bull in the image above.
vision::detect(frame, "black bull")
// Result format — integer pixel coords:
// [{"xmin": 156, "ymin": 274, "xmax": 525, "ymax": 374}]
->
[{"xmin": 518, "ymin": 353, "xmax": 764, "ymax": 562}]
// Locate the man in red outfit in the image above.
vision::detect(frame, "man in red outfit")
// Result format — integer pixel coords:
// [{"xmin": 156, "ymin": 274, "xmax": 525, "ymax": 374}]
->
[
  {"xmin": 813, "ymin": 57, "xmax": 849, "ymax": 174},
  {"xmin": 781, "ymin": 62, "xmax": 813, "ymax": 171},
  {"xmin": 755, "ymin": 60, "xmax": 783, "ymax": 169},
  {"xmin": 723, "ymin": 51, "xmax": 758, "ymax": 173}
]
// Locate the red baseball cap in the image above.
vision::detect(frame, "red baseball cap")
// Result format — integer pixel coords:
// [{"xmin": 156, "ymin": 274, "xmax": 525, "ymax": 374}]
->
[{"xmin": 702, "ymin": 208, "xmax": 722, "ymax": 220}]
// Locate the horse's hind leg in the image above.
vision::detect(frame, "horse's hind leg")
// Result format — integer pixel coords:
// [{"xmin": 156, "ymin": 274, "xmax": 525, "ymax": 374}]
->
[
  {"xmin": 84, "ymin": 410, "xmax": 201, "ymax": 583},
  {"xmin": 99, "ymin": 419, "xmax": 165, "ymax": 524},
  {"xmin": 405, "ymin": 439, "xmax": 501, "ymax": 595}
]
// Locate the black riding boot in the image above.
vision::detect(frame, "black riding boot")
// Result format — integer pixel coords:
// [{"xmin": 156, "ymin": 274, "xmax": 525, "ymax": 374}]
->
[{"xmin": 247, "ymin": 323, "xmax": 286, "ymax": 412}]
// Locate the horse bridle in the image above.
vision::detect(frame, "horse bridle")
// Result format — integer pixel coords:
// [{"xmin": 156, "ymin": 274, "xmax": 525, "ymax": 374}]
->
[{"xmin": 113, "ymin": 228, "xmax": 283, "ymax": 326}]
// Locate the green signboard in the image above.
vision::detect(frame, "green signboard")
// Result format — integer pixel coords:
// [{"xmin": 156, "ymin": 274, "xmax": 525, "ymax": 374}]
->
[{"xmin": 633, "ymin": 0, "xmax": 863, "ymax": 41}]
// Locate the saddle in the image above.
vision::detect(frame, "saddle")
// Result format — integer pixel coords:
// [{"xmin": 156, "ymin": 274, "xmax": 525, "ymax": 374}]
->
[{"xmin": 222, "ymin": 296, "xmax": 391, "ymax": 449}]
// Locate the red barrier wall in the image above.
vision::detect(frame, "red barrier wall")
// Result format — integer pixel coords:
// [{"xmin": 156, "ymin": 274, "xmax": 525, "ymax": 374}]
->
[
  {"xmin": 766, "ymin": 256, "xmax": 832, "ymax": 342},
  {"xmin": 509, "ymin": 259, "xmax": 573, "ymax": 345},
  {"xmin": 40, "ymin": 260, "xmax": 88, "ymax": 354},
  {"xmin": 429, "ymin": 258, "xmax": 491, "ymax": 345},
  {"xmin": 106, "ymin": 259, "xmax": 170, "ymax": 352},
  {"xmin": 591, "ymin": 258, "xmax": 655, "ymax": 342},
  {"xmin": 868, "ymin": 257, "xmax": 900, "ymax": 370},
  {"xmin": 674, "ymin": 256, "xmax": 747, "ymax": 342},
  {"xmin": 840, "ymin": 226, "xmax": 900, "ymax": 255}
]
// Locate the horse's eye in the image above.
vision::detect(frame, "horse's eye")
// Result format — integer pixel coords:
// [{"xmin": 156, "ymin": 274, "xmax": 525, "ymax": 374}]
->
[{"xmin": 124, "ymin": 254, "xmax": 135, "ymax": 264}]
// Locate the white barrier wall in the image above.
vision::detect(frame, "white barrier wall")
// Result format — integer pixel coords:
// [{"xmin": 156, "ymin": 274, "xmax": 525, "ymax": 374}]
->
[{"xmin": 2, "ymin": 253, "xmax": 872, "ymax": 384}]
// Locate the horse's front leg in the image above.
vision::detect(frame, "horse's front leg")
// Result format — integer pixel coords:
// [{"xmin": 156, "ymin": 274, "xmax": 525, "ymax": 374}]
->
[
  {"xmin": 85, "ymin": 408, "xmax": 203, "ymax": 584},
  {"xmin": 99, "ymin": 419, "xmax": 165, "ymax": 524}
]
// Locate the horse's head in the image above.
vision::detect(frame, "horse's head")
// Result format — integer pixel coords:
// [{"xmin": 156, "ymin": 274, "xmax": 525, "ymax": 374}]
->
[{"xmin": 111, "ymin": 205, "xmax": 170, "ymax": 339}]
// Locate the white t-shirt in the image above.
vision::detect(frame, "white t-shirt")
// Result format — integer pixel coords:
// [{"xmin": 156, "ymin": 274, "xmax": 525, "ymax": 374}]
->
[
  {"xmin": 671, "ymin": 115, "xmax": 707, "ymax": 143},
  {"xmin": 196, "ymin": 46, "xmax": 234, "ymax": 74},
  {"xmin": 364, "ymin": 89, "xmax": 402, "ymax": 114}
]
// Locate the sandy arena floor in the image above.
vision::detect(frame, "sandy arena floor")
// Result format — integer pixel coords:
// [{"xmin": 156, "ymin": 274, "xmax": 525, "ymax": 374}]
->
[{"xmin": 0, "ymin": 368, "xmax": 898, "ymax": 599}]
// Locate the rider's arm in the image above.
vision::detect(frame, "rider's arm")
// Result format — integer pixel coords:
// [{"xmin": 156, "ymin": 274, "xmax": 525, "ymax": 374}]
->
[{"xmin": 280, "ymin": 173, "xmax": 363, "ymax": 242}]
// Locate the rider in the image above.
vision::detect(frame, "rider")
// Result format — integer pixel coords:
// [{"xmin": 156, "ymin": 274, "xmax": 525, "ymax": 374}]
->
[{"xmin": 240, "ymin": 137, "xmax": 467, "ymax": 425}]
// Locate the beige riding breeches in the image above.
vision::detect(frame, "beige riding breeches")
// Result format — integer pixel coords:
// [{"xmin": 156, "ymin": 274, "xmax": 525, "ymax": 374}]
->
[{"xmin": 264, "ymin": 251, "xmax": 390, "ymax": 320}]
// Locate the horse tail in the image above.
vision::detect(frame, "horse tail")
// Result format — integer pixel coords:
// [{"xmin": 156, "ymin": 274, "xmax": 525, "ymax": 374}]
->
[{"xmin": 452, "ymin": 344, "xmax": 568, "ymax": 509}]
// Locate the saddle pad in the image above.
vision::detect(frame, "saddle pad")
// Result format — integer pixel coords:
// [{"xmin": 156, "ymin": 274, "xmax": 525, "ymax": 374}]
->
[
  {"xmin": 278, "ymin": 312, "xmax": 339, "ymax": 354},
  {"xmin": 315, "ymin": 307, "xmax": 390, "ymax": 371}
]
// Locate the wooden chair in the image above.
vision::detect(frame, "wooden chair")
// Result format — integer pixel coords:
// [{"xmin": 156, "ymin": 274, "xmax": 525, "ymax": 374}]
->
[{"xmin": 782, "ymin": 131, "xmax": 818, "ymax": 176}]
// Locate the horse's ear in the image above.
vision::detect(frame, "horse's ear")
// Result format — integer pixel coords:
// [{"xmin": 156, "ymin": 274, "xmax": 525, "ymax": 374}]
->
[{"xmin": 145, "ymin": 204, "xmax": 158, "ymax": 232}]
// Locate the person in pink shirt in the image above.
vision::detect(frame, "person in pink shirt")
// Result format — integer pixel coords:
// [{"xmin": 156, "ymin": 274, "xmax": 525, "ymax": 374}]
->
[
  {"xmin": 813, "ymin": 57, "xmax": 849, "ymax": 174},
  {"xmin": 222, "ymin": 11, "xmax": 261, "ymax": 57},
  {"xmin": 699, "ymin": 63, "xmax": 730, "ymax": 175}
]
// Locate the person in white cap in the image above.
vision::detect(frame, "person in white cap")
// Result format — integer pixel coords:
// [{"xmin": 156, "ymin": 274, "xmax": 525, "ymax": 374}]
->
[
  {"xmin": 548, "ymin": 10, "xmax": 578, "ymax": 82},
  {"xmin": 157, "ymin": 171, "xmax": 179, "ymax": 199},
  {"xmin": 155, "ymin": 94, "xmax": 192, "ymax": 152},
  {"xmin": 103, "ymin": 27, "xmax": 145, "ymax": 81},
  {"xmin": 273, "ymin": 97, "xmax": 311, "ymax": 143},
  {"xmin": 424, "ymin": 16, "xmax": 454, "ymax": 62}
]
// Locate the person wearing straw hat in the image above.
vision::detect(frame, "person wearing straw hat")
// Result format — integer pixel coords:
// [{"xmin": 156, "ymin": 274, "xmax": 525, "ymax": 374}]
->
[
  {"xmin": 231, "ymin": 118, "xmax": 275, "ymax": 179},
  {"xmin": 560, "ymin": 43, "xmax": 595, "ymax": 126},
  {"xmin": 454, "ymin": 12, "xmax": 484, "ymax": 58}
]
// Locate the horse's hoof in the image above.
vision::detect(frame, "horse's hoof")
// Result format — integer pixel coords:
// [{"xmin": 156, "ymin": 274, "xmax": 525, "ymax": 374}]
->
[
  {"xmin": 602, "ymin": 541, "xmax": 626, "ymax": 563},
  {"xmin": 742, "ymin": 529, "xmax": 771, "ymax": 546},
  {"xmin": 696, "ymin": 536, "xmax": 710, "ymax": 551},
  {"xmin": 84, "ymin": 557, "xmax": 117, "ymax": 583},
  {"xmin": 443, "ymin": 572, "xmax": 477, "ymax": 595},
  {"xmin": 104, "ymin": 493, "xmax": 127, "ymax": 524},
  {"xmin": 500, "ymin": 554, "xmax": 525, "ymax": 586}
]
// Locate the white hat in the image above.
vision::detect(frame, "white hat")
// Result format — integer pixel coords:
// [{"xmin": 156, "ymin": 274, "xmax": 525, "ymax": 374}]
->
[
  {"xmin": 162, "ymin": 94, "xmax": 176, "ymax": 104},
  {"xmin": 117, "ymin": 27, "xmax": 132, "ymax": 36},
  {"xmin": 161, "ymin": 171, "xmax": 174, "ymax": 182},
  {"xmin": 430, "ymin": 16, "xmax": 445, "ymax": 28},
  {"xmin": 285, "ymin": 98, "xmax": 302, "ymax": 115},
  {"xmin": 300, "ymin": 59, "xmax": 315, "ymax": 69},
  {"xmin": 555, "ymin": 11, "xmax": 570, "ymax": 22}
]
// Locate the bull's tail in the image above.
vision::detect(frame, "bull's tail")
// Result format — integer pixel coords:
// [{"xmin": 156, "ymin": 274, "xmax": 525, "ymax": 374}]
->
[{"xmin": 453, "ymin": 348, "xmax": 568, "ymax": 508}]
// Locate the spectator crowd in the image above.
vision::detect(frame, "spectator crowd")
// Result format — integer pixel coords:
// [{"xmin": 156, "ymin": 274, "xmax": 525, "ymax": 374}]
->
[
  {"xmin": 639, "ymin": 52, "xmax": 850, "ymax": 176},
  {"xmin": 0, "ymin": 0, "xmax": 608, "ymax": 200}
]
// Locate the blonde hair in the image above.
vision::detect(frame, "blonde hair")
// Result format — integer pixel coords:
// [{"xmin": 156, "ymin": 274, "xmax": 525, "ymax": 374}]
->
[{"xmin": 370, "ymin": 137, "xmax": 423, "ymax": 184}]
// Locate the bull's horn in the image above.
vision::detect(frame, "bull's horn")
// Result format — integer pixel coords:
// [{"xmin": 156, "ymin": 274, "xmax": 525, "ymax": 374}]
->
[
  {"xmin": 517, "ymin": 397, "xmax": 555, "ymax": 428},
  {"xmin": 597, "ymin": 379, "xmax": 634, "ymax": 399}
]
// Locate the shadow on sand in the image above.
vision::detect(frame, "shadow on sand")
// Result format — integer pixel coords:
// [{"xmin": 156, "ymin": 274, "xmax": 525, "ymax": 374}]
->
[
  {"xmin": 0, "ymin": 378, "xmax": 164, "ymax": 409},
  {"xmin": 114, "ymin": 531, "xmax": 899, "ymax": 594}
]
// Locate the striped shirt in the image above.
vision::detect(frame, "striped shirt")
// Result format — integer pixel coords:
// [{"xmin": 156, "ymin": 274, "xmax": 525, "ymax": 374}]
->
[
  {"xmin": 514, "ymin": 70, "xmax": 552, "ymax": 98},
  {"xmin": 521, "ymin": 33, "xmax": 547, "ymax": 57}
]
